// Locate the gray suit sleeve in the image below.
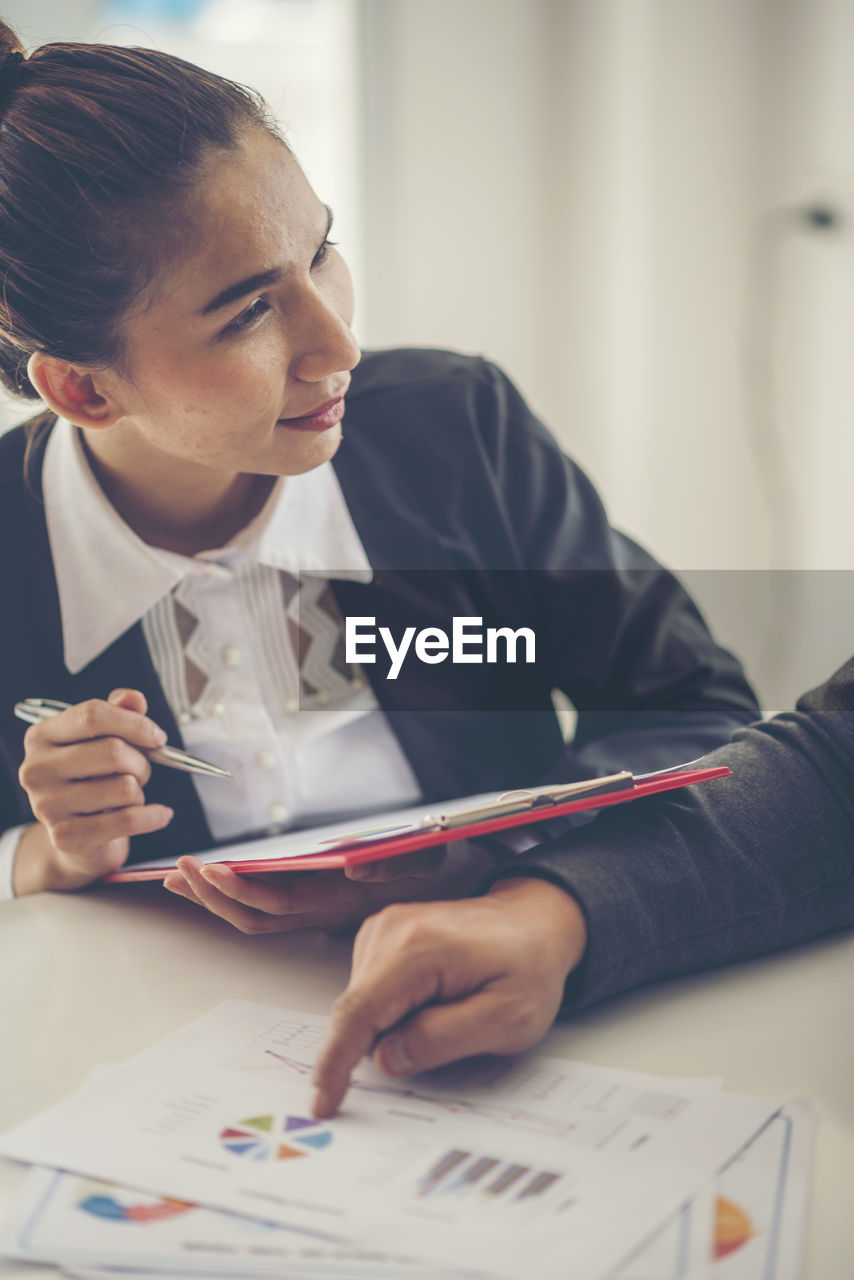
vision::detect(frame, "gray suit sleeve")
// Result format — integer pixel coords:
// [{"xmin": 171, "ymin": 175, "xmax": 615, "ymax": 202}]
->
[{"xmin": 487, "ymin": 657, "xmax": 854, "ymax": 1009}]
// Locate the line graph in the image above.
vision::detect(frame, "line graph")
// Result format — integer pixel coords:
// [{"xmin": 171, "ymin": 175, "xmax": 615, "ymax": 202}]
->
[
  {"xmin": 224, "ymin": 1015, "xmax": 692, "ymax": 1148},
  {"xmin": 234, "ymin": 1044, "xmax": 578, "ymax": 1139}
]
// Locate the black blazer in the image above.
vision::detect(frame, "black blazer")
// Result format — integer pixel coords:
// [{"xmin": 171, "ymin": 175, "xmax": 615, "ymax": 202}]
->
[{"xmin": 0, "ymin": 349, "xmax": 760, "ymax": 864}]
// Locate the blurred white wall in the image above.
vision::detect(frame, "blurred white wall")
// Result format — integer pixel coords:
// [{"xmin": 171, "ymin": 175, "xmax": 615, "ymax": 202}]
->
[
  {"xmin": 357, "ymin": 0, "xmax": 854, "ymax": 560},
  {"xmin": 2, "ymin": 0, "xmax": 852, "ymax": 706},
  {"xmin": 356, "ymin": 0, "xmax": 854, "ymax": 706}
]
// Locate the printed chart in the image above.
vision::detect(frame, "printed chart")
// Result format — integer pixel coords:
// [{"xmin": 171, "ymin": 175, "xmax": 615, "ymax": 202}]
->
[
  {"xmin": 417, "ymin": 1149, "xmax": 561, "ymax": 1206},
  {"xmin": 219, "ymin": 1114, "xmax": 334, "ymax": 1162},
  {"xmin": 713, "ymin": 1195, "xmax": 755, "ymax": 1260},
  {"xmin": 230, "ymin": 1016, "xmax": 697, "ymax": 1147},
  {"xmin": 0, "ymin": 1001, "xmax": 784, "ymax": 1280},
  {"xmin": 75, "ymin": 1180, "xmax": 193, "ymax": 1225},
  {"xmin": 0, "ymin": 1098, "xmax": 813, "ymax": 1280}
]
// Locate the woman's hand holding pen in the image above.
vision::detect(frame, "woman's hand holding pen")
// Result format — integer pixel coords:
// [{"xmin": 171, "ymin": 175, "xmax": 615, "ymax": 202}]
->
[{"xmin": 14, "ymin": 689, "xmax": 174, "ymax": 895}]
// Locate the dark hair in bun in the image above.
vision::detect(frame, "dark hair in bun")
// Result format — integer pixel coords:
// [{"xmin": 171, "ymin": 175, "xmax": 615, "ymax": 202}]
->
[
  {"xmin": 0, "ymin": 43, "xmax": 24, "ymax": 109},
  {"xmin": 0, "ymin": 18, "xmax": 279, "ymax": 402}
]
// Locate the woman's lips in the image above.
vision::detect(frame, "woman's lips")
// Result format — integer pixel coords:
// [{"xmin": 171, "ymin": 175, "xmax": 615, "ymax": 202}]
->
[{"xmin": 278, "ymin": 396, "xmax": 346, "ymax": 432}]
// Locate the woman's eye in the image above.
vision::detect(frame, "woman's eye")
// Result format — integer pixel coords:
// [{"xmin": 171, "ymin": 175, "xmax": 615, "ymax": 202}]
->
[
  {"xmin": 223, "ymin": 297, "xmax": 271, "ymax": 335},
  {"xmin": 312, "ymin": 238, "xmax": 338, "ymax": 269}
]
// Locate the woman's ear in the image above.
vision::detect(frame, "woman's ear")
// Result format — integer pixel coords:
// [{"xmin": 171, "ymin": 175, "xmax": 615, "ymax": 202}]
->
[{"xmin": 26, "ymin": 353, "xmax": 124, "ymax": 429}]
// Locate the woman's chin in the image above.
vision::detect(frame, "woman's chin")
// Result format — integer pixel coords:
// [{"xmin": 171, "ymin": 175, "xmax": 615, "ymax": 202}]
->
[{"xmin": 273, "ymin": 418, "xmax": 343, "ymax": 475}]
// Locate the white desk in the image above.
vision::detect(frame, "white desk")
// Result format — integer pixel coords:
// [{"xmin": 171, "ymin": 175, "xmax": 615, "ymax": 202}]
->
[{"xmin": 1, "ymin": 884, "xmax": 853, "ymax": 1279}]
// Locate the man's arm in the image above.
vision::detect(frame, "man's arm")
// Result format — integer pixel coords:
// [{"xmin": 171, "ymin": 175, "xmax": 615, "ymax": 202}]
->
[
  {"xmin": 312, "ymin": 657, "xmax": 854, "ymax": 1115},
  {"xmin": 493, "ymin": 655, "xmax": 854, "ymax": 1008}
]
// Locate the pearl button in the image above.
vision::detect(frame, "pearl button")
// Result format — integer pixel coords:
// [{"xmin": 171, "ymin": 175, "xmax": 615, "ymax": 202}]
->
[
  {"xmin": 268, "ymin": 803, "xmax": 289, "ymax": 824},
  {"xmin": 283, "ymin": 699, "xmax": 299, "ymax": 713},
  {"xmin": 222, "ymin": 644, "xmax": 241, "ymax": 668},
  {"xmin": 178, "ymin": 711, "xmax": 192, "ymax": 725},
  {"xmin": 256, "ymin": 749, "xmax": 276, "ymax": 769},
  {"xmin": 209, "ymin": 702, "xmax": 225, "ymax": 718}
]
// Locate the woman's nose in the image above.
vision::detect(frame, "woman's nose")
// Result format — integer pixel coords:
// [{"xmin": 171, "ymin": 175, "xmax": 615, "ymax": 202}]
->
[{"xmin": 289, "ymin": 287, "xmax": 360, "ymax": 384}]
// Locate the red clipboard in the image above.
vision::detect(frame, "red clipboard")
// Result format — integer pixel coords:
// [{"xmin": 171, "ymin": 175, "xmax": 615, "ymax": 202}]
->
[{"xmin": 105, "ymin": 765, "xmax": 730, "ymax": 884}]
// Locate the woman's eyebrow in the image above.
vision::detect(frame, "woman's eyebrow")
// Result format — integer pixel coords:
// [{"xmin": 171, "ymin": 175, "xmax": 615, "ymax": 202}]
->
[
  {"xmin": 202, "ymin": 267, "xmax": 284, "ymax": 315},
  {"xmin": 201, "ymin": 207, "xmax": 334, "ymax": 316}
]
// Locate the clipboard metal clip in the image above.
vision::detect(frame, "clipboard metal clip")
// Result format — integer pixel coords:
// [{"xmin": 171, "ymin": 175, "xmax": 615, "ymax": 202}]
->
[
  {"xmin": 433, "ymin": 770, "xmax": 635, "ymax": 831},
  {"xmin": 317, "ymin": 771, "xmax": 636, "ymax": 847}
]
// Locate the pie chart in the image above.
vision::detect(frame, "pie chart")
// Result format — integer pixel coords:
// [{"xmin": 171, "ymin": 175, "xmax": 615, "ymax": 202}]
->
[
  {"xmin": 76, "ymin": 1181, "xmax": 194, "ymax": 1224},
  {"xmin": 713, "ymin": 1196, "xmax": 755, "ymax": 1259},
  {"xmin": 219, "ymin": 1113, "xmax": 334, "ymax": 1161}
]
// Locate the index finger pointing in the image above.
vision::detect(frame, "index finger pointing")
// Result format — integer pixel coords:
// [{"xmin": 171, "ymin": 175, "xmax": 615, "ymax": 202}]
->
[
  {"xmin": 311, "ymin": 989, "xmax": 381, "ymax": 1119},
  {"xmin": 311, "ymin": 943, "xmax": 445, "ymax": 1118}
]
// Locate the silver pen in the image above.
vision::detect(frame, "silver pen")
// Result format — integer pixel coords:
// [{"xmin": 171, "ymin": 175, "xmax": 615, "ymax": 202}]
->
[{"xmin": 13, "ymin": 698, "xmax": 231, "ymax": 779}]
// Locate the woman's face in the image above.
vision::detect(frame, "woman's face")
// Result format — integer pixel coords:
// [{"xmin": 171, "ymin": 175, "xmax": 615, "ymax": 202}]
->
[{"xmin": 91, "ymin": 127, "xmax": 360, "ymax": 484}]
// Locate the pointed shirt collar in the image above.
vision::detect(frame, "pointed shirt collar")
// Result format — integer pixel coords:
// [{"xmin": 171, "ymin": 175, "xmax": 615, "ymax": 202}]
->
[{"xmin": 43, "ymin": 419, "xmax": 372, "ymax": 675}]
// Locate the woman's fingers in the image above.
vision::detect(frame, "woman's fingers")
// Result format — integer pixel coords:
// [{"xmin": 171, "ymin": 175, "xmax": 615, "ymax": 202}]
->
[
  {"xmin": 23, "ymin": 697, "xmax": 166, "ymax": 752},
  {"xmin": 198, "ymin": 863, "xmax": 304, "ymax": 913},
  {"xmin": 21, "ymin": 735, "xmax": 154, "ymax": 792},
  {"xmin": 162, "ymin": 844, "xmax": 503, "ymax": 940},
  {"xmin": 197, "ymin": 865, "xmax": 373, "ymax": 916},
  {"xmin": 163, "ymin": 861, "xmax": 416, "ymax": 936},
  {"xmin": 162, "ymin": 873, "xmax": 204, "ymax": 907},
  {"xmin": 166, "ymin": 858, "xmax": 299, "ymax": 934},
  {"xmin": 34, "ymin": 772, "xmax": 145, "ymax": 822},
  {"xmin": 13, "ymin": 691, "xmax": 173, "ymax": 890},
  {"xmin": 107, "ymin": 688, "xmax": 149, "ymax": 715},
  {"xmin": 67, "ymin": 738, "xmax": 153, "ymax": 785},
  {"xmin": 48, "ymin": 803, "xmax": 174, "ymax": 857}
]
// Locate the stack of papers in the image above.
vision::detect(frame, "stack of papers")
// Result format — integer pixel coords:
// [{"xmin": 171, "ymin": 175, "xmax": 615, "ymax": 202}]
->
[{"xmin": 0, "ymin": 1000, "xmax": 813, "ymax": 1279}]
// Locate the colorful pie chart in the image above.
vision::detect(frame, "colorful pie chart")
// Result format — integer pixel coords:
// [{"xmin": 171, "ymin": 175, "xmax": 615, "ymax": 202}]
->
[
  {"xmin": 76, "ymin": 1181, "xmax": 194, "ymax": 1224},
  {"xmin": 713, "ymin": 1196, "xmax": 755, "ymax": 1259},
  {"xmin": 219, "ymin": 1114, "xmax": 334, "ymax": 1161}
]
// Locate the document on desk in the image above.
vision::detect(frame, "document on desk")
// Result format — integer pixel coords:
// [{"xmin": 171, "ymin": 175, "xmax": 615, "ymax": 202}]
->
[
  {"xmin": 2, "ymin": 1101, "xmax": 815, "ymax": 1280},
  {"xmin": 0, "ymin": 1000, "xmax": 781, "ymax": 1280},
  {"xmin": 614, "ymin": 1099, "xmax": 815, "ymax": 1280},
  {"xmin": 0, "ymin": 1167, "xmax": 707, "ymax": 1280},
  {"xmin": 0, "ymin": 1062, "xmax": 721, "ymax": 1280}
]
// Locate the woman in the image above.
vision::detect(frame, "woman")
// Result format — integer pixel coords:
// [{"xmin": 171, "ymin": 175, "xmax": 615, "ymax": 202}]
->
[{"xmin": 0, "ymin": 22, "xmax": 759, "ymax": 930}]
